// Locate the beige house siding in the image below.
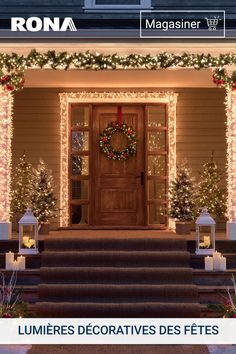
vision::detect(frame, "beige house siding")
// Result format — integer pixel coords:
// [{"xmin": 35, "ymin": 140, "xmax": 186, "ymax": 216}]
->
[{"xmin": 13, "ymin": 88, "xmax": 226, "ymax": 229}]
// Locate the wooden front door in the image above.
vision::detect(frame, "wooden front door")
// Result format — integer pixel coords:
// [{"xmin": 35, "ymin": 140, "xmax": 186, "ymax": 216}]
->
[{"xmin": 92, "ymin": 105, "xmax": 145, "ymax": 226}]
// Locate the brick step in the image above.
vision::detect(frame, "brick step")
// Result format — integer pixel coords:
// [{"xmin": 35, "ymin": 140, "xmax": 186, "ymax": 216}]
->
[
  {"xmin": 190, "ymin": 254, "xmax": 236, "ymax": 269},
  {"xmin": 187, "ymin": 240, "xmax": 236, "ymax": 254},
  {"xmin": 198, "ymin": 285, "xmax": 234, "ymax": 304},
  {"xmin": 42, "ymin": 251, "xmax": 190, "ymax": 268},
  {"xmin": 14, "ymin": 285, "xmax": 38, "ymax": 304},
  {"xmin": 193, "ymin": 269, "xmax": 236, "ymax": 285},
  {"xmin": 0, "ymin": 269, "xmax": 40, "ymax": 285},
  {"xmin": 200, "ymin": 304, "xmax": 221, "ymax": 318},
  {"xmin": 0, "ymin": 254, "xmax": 41, "ymax": 269},
  {"xmin": 0, "ymin": 240, "xmax": 44, "ymax": 253}
]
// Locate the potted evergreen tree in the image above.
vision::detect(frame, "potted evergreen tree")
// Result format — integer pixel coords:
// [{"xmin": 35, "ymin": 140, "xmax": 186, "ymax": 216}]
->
[
  {"xmin": 169, "ymin": 163, "xmax": 196, "ymax": 235},
  {"xmin": 196, "ymin": 155, "xmax": 227, "ymax": 229},
  {"xmin": 31, "ymin": 159, "xmax": 57, "ymax": 234},
  {"xmin": 11, "ymin": 152, "xmax": 33, "ymax": 231}
]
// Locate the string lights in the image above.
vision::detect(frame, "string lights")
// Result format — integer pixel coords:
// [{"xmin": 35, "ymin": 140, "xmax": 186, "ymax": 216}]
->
[
  {"xmin": 225, "ymin": 89, "xmax": 236, "ymax": 222},
  {"xmin": 59, "ymin": 91, "xmax": 177, "ymax": 227},
  {"xmin": 0, "ymin": 50, "xmax": 236, "ymax": 91},
  {"xmin": 0, "ymin": 88, "xmax": 13, "ymax": 222},
  {"xmin": 0, "ymin": 50, "xmax": 234, "ymax": 228}
]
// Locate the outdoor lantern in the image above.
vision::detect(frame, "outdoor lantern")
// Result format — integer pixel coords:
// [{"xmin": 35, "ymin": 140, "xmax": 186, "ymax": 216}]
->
[
  {"xmin": 18, "ymin": 208, "xmax": 38, "ymax": 255},
  {"xmin": 195, "ymin": 207, "xmax": 215, "ymax": 255}
]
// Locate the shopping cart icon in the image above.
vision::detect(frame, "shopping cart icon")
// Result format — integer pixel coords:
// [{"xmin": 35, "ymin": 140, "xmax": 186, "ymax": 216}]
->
[{"xmin": 205, "ymin": 16, "xmax": 220, "ymax": 30}]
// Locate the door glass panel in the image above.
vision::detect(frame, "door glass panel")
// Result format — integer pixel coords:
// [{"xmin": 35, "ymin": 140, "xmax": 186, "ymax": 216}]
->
[
  {"xmin": 71, "ymin": 205, "xmax": 88, "ymax": 225},
  {"xmin": 148, "ymin": 155, "xmax": 166, "ymax": 176},
  {"xmin": 148, "ymin": 180, "xmax": 166, "ymax": 200},
  {"xmin": 72, "ymin": 156, "xmax": 89, "ymax": 176},
  {"xmin": 71, "ymin": 106, "xmax": 89, "ymax": 127},
  {"xmin": 148, "ymin": 131, "xmax": 166, "ymax": 151},
  {"xmin": 72, "ymin": 131, "xmax": 89, "ymax": 151},
  {"xmin": 71, "ymin": 180, "xmax": 89, "ymax": 200},
  {"xmin": 148, "ymin": 106, "xmax": 166, "ymax": 127},
  {"xmin": 149, "ymin": 204, "xmax": 166, "ymax": 224}
]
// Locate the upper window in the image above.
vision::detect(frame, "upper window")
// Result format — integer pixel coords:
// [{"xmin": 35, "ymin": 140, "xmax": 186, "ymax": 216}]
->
[{"xmin": 84, "ymin": 0, "xmax": 152, "ymax": 11}]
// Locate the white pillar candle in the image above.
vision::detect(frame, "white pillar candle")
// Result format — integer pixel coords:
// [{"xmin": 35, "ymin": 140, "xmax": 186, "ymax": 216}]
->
[
  {"xmin": 213, "ymin": 251, "xmax": 221, "ymax": 271},
  {"xmin": 5, "ymin": 251, "xmax": 14, "ymax": 270},
  {"xmin": 205, "ymin": 256, "xmax": 213, "ymax": 271},
  {"xmin": 12, "ymin": 260, "xmax": 19, "ymax": 271},
  {"xmin": 17, "ymin": 256, "xmax": 26, "ymax": 270},
  {"xmin": 219, "ymin": 256, "xmax": 227, "ymax": 271}
]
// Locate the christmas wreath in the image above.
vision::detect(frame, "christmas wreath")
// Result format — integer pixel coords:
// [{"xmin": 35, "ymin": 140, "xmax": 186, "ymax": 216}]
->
[{"xmin": 99, "ymin": 121, "xmax": 138, "ymax": 161}]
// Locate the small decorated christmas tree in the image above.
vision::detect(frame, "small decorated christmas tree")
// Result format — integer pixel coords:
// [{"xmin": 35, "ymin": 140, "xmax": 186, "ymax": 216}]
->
[
  {"xmin": 169, "ymin": 163, "xmax": 196, "ymax": 221},
  {"xmin": 11, "ymin": 152, "xmax": 33, "ymax": 215},
  {"xmin": 31, "ymin": 159, "xmax": 57, "ymax": 224},
  {"xmin": 197, "ymin": 155, "xmax": 226, "ymax": 217}
]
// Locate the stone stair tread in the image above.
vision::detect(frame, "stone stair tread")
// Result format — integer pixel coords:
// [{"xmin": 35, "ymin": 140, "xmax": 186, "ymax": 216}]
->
[
  {"xmin": 41, "ymin": 251, "xmax": 190, "ymax": 267},
  {"xmin": 0, "ymin": 268, "xmax": 39, "ymax": 274},
  {"xmin": 193, "ymin": 269, "xmax": 236, "ymax": 274},
  {"xmin": 44, "ymin": 238, "xmax": 187, "ymax": 252},
  {"xmin": 40, "ymin": 266, "xmax": 193, "ymax": 285},
  {"xmin": 36, "ymin": 301, "xmax": 201, "ymax": 318},
  {"xmin": 14, "ymin": 285, "xmax": 37, "ymax": 291},
  {"xmin": 198, "ymin": 285, "xmax": 235, "ymax": 291},
  {"xmin": 38, "ymin": 284, "xmax": 198, "ymax": 303},
  {"xmin": 40, "ymin": 266, "xmax": 192, "ymax": 271}
]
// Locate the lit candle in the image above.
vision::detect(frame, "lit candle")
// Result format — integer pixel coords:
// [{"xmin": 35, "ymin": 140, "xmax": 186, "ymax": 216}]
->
[
  {"xmin": 213, "ymin": 251, "xmax": 221, "ymax": 271},
  {"xmin": 203, "ymin": 236, "xmax": 211, "ymax": 247},
  {"xmin": 219, "ymin": 256, "xmax": 227, "ymax": 271},
  {"xmin": 5, "ymin": 251, "xmax": 14, "ymax": 270},
  {"xmin": 205, "ymin": 256, "xmax": 213, "ymax": 271},
  {"xmin": 17, "ymin": 256, "xmax": 26, "ymax": 270},
  {"xmin": 12, "ymin": 260, "xmax": 19, "ymax": 271}
]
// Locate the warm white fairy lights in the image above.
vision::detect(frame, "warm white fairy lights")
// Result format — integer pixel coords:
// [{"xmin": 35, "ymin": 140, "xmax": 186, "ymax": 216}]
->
[
  {"xmin": 59, "ymin": 93, "xmax": 70, "ymax": 227},
  {"xmin": 59, "ymin": 91, "xmax": 177, "ymax": 227},
  {"xmin": 225, "ymin": 89, "xmax": 236, "ymax": 222},
  {"xmin": 0, "ymin": 88, "xmax": 13, "ymax": 222}
]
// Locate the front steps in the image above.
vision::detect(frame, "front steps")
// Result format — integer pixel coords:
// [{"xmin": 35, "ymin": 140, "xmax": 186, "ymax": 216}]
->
[
  {"xmin": 0, "ymin": 238, "xmax": 236, "ymax": 317},
  {"xmin": 36, "ymin": 238, "xmax": 200, "ymax": 318}
]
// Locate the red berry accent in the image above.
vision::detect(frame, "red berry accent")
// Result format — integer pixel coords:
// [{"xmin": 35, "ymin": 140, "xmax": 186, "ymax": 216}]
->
[{"xmin": 5, "ymin": 84, "xmax": 14, "ymax": 91}]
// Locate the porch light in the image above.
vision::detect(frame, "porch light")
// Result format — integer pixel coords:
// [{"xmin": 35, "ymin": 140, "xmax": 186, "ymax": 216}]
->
[
  {"xmin": 18, "ymin": 208, "xmax": 38, "ymax": 255},
  {"xmin": 195, "ymin": 207, "xmax": 215, "ymax": 255}
]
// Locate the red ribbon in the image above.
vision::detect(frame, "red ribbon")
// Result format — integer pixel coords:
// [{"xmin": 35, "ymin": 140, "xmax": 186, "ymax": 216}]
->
[{"xmin": 117, "ymin": 105, "xmax": 122, "ymax": 126}]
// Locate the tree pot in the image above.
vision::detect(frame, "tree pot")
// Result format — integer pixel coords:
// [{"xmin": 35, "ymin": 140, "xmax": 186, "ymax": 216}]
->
[
  {"xmin": 175, "ymin": 221, "xmax": 192, "ymax": 235},
  {"xmin": 38, "ymin": 223, "xmax": 50, "ymax": 235}
]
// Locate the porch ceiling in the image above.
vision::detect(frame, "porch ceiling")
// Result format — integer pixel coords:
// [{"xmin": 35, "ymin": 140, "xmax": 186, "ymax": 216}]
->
[{"xmin": 25, "ymin": 68, "xmax": 216, "ymax": 88}]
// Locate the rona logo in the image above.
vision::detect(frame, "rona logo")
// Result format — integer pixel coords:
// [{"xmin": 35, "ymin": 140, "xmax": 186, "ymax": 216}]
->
[{"xmin": 11, "ymin": 17, "xmax": 77, "ymax": 32}]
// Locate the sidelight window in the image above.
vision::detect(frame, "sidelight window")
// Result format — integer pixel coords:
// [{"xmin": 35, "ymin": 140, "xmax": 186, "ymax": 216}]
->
[
  {"xmin": 146, "ymin": 104, "xmax": 168, "ymax": 227},
  {"xmin": 69, "ymin": 104, "xmax": 90, "ymax": 226}
]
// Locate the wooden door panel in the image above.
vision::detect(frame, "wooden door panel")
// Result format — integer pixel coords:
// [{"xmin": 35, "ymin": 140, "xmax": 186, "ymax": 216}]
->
[
  {"xmin": 100, "ymin": 190, "xmax": 136, "ymax": 211},
  {"xmin": 93, "ymin": 105, "xmax": 145, "ymax": 226}
]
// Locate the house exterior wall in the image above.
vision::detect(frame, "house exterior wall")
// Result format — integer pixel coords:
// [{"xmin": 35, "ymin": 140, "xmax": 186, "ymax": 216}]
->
[
  {"xmin": 0, "ymin": 0, "xmax": 235, "ymax": 17},
  {"xmin": 12, "ymin": 87, "xmax": 226, "ymax": 229}
]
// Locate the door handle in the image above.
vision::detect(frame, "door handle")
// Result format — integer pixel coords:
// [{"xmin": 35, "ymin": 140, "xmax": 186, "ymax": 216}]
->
[{"xmin": 136, "ymin": 172, "xmax": 145, "ymax": 186}]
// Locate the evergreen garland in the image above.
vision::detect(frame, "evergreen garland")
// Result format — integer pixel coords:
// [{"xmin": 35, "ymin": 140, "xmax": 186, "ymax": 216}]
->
[
  {"xmin": 169, "ymin": 163, "xmax": 196, "ymax": 221},
  {"xmin": 11, "ymin": 152, "xmax": 33, "ymax": 215},
  {"xmin": 0, "ymin": 50, "xmax": 236, "ymax": 91},
  {"xmin": 99, "ymin": 121, "xmax": 137, "ymax": 161},
  {"xmin": 196, "ymin": 156, "xmax": 227, "ymax": 217},
  {"xmin": 30, "ymin": 159, "xmax": 57, "ymax": 223}
]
